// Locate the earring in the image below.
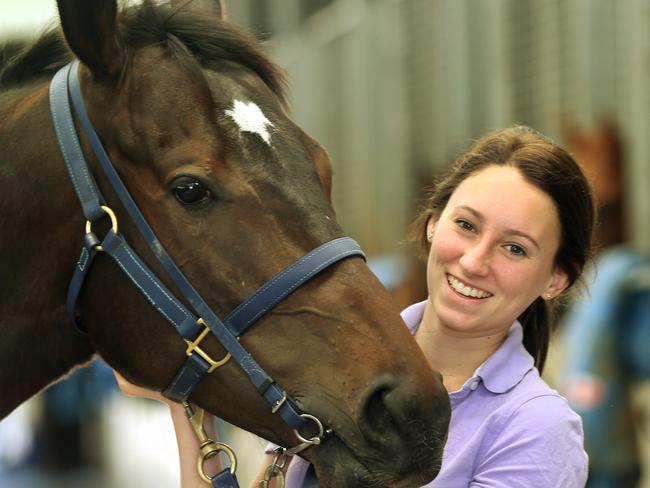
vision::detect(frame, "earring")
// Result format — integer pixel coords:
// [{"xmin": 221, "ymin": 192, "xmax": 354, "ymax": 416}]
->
[
  {"xmin": 427, "ymin": 233, "xmax": 433, "ymax": 241},
  {"xmin": 545, "ymin": 293, "xmax": 552, "ymax": 300}
]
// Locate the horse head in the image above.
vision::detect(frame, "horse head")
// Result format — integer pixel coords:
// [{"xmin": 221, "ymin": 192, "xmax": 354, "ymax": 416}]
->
[{"xmin": 2, "ymin": 1, "xmax": 450, "ymax": 485}]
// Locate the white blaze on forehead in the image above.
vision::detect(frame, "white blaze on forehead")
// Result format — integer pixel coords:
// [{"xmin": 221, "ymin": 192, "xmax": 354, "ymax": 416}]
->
[{"xmin": 225, "ymin": 99, "xmax": 274, "ymax": 145}]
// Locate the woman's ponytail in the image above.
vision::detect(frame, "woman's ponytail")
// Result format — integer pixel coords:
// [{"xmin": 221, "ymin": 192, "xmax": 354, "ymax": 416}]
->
[{"xmin": 519, "ymin": 297, "xmax": 551, "ymax": 373}]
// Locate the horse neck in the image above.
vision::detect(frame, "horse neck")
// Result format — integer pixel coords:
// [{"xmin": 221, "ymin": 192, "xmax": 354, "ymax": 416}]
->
[{"xmin": 0, "ymin": 81, "xmax": 95, "ymax": 419}]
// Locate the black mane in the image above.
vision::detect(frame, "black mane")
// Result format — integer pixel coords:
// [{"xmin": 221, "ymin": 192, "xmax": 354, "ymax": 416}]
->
[
  {"xmin": 0, "ymin": 1, "xmax": 287, "ymax": 104},
  {"xmin": 0, "ymin": 39, "xmax": 30, "ymax": 71},
  {"xmin": 0, "ymin": 30, "xmax": 70, "ymax": 86}
]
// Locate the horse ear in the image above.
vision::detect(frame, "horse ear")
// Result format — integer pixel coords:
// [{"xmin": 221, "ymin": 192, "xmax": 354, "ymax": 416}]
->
[{"xmin": 56, "ymin": 0, "xmax": 122, "ymax": 77}]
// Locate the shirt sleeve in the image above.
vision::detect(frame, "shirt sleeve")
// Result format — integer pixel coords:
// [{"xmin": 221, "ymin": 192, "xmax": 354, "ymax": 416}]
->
[{"xmin": 469, "ymin": 394, "xmax": 588, "ymax": 488}]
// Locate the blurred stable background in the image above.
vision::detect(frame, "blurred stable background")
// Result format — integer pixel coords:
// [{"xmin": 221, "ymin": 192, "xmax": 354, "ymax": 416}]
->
[{"xmin": 1, "ymin": 0, "xmax": 649, "ymax": 487}]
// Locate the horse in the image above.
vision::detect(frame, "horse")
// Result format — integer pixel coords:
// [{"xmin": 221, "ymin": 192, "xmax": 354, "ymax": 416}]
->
[{"xmin": 0, "ymin": 1, "xmax": 450, "ymax": 486}]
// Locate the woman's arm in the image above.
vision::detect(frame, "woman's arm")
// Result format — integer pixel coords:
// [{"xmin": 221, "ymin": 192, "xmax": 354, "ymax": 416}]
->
[
  {"xmin": 169, "ymin": 402, "xmax": 222, "ymax": 487},
  {"xmin": 113, "ymin": 372, "xmax": 222, "ymax": 487}
]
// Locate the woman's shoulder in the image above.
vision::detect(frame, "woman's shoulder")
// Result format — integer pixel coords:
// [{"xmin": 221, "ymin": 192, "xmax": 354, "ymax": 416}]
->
[
  {"xmin": 472, "ymin": 369, "xmax": 585, "ymax": 456},
  {"xmin": 471, "ymin": 372, "xmax": 587, "ymax": 487},
  {"xmin": 508, "ymin": 386, "xmax": 582, "ymax": 434},
  {"xmin": 478, "ymin": 371, "xmax": 587, "ymax": 480},
  {"xmin": 497, "ymin": 367, "xmax": 581, "ymax": 430},
  {"xmin": 432, "ymin": 371, "xmax": 588, "ymax": 488}
]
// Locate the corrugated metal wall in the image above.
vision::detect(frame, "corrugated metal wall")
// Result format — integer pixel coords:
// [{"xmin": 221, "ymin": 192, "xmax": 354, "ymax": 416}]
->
[
  {"xmin": 262, "ymin": 0, "xmax": 413, "ymax": 256},
  {"xmin": 406, "ymin": 0, "xmax": 649, "ymax": 252},
  {"xmin": 231, "ymin": 0, "xmax": 650, "ymax": 254}
]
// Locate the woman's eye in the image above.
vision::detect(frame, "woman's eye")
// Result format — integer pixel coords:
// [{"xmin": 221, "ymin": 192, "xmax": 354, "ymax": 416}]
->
[
  {"xmin": 505, "ymin": 244, "xmax": 527, "ymax": 257},
  {"xmin": 456, "ymin": 219, "xmax": 475, "ymax": 232},
  {"xmin": 173, "ymin": 179, "xmax": 212, "ymax": 205}
]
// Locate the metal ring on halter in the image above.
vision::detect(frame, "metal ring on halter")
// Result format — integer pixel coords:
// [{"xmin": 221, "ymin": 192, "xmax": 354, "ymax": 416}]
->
[
  {"xmin": 293, "ymin": 414, "xmax": 325, "ymax": 445},
  {"xmin": 85, "ymin": 205, "xmax": 118, "ymax": 251},
  {"xmin": 198, "ymin": 441, "xmax": 237, "ymax": 483}
]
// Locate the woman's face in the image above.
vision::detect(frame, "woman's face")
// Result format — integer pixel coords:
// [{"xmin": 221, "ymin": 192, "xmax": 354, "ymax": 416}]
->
[{"xmin": 426, "ymin": 165, "xmax": 569, "ymax": 337}]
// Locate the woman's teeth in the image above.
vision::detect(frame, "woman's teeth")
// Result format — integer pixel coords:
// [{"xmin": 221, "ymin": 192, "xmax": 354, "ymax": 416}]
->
[{"xmin": 447, "ymin": 275, "xmax": 493, "ymax": 299}]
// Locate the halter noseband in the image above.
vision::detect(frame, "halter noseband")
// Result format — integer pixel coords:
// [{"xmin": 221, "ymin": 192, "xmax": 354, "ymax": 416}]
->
[{"xmin": 49, "ymin": 61, "xmax": 364, "ymax": 449}]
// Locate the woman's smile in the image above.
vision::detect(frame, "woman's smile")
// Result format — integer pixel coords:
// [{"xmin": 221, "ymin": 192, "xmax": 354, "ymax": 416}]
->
[{"xmin": 445, "ymin": 273, "xmax": 493, "ymax": 299}]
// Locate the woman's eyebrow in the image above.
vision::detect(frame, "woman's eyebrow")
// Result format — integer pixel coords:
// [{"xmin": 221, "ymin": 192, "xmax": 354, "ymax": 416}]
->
[
  {"xmin": 458, "ymin": 205, "xmax": 484, "ymax": 221},
  {"xmin": 505, "ymin": 229, "xmax": 540, "ymax": 250},
  {"xmin": 456, "ymin": 205, "xmax": 540, "ymax": 250}
]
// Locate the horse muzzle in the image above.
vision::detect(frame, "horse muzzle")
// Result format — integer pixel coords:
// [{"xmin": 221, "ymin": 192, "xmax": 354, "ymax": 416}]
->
[{"xmin": 307, "ymin": 372, "xmax": 450, "ymax": 487}]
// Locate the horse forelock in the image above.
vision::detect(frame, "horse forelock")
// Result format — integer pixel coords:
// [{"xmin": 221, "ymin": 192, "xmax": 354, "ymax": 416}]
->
[
  {"xmin": 121, "ymin": 1, "xmax": 288, "ymax": 105},
  {"xmin": 0, "ymin": 0, "xmax": 288, "ymax": 109}
]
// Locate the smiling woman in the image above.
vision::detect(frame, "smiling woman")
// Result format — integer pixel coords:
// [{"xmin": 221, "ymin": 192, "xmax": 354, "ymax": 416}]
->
[
  {"xmin": 406, "ymin": 125, "xmax": 595, "ymax": 487},
  {"xmin": 423, "ymin": 165, "xmax": 568, "ymax": 358},
  {"xmin": 413, "ymin": 126, "xmax": 595, "ymax": 372}
]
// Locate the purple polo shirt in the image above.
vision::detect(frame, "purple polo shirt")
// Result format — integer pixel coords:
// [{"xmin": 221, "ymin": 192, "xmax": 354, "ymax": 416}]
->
[{"xmin": 271, "ymin": 301, "xmax": 588, "ymax": 487}]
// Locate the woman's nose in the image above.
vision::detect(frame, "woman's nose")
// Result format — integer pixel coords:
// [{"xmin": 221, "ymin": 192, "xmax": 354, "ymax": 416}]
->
[{"xmin": 459, "ymin": 242, "xmax": 491, "ymax": 277}]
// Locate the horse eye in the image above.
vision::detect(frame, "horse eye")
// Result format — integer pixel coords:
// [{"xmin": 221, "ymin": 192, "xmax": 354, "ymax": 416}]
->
[{"xmin": 173, "ymin": 178, "xmax": 212, "ymax": 205}]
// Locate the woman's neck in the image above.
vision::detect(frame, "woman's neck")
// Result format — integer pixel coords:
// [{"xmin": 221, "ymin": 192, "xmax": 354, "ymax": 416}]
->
[{"xmin": 415, "ymin": 300, "xmax": 509, "ymax": 392}]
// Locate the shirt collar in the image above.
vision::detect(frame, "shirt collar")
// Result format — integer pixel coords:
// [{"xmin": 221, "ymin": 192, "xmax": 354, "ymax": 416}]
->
[
  {"xmin": 475, "ymin": 321, "xmax": 534, "ymax": 393},
  {"xmin": 401, "ymin": 301, "xmax": 534, "ymax": 394},
  {"xmin": 401, "ymin": 301, "xmax": 426, "ymax": 334}
]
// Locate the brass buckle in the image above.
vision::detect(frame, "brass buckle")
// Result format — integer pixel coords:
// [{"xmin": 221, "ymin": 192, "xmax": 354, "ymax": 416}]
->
[{"xmin": 185, "ymin": 318, "xmax": 231, "ymax": 373}]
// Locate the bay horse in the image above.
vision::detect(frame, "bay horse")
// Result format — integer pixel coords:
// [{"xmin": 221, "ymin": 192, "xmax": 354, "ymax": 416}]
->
[{"xmin": 0, "ymin": 1, "xmax": 450, "ymax": 486}]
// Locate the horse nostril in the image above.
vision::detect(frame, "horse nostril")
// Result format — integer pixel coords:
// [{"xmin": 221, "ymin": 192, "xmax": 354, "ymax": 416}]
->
[
  {"xmin": 363, "ymin": 383, "xmax": 399, "ymax": 444},
  {"xmin": 358, "ymin": 374, "xmax": 449, "ymax": 469},
  {"xmin": 359, "ymin": 376, "xmax": 407, "ymax": 449}
]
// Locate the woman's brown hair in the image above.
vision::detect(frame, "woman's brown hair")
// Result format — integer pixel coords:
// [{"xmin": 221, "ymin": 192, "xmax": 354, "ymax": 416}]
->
[{"xmin": 410, "ymin": 126, "xmax": 596, "ymax": 372}]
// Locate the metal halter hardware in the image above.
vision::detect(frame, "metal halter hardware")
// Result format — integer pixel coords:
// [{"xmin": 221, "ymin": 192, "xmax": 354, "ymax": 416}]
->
[
  {"xmin": 183, "ymin": 402, "xmax": 238, "ymax": 484},
  {"xmin": 50, "ymin": 61, "xmax": 364, "ymax": 462}
]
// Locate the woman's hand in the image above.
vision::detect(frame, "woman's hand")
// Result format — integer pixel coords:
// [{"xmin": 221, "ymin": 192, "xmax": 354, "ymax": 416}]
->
[{"xmin": 113, "ymin": 371, "xmax": 171, "ymax": 404}]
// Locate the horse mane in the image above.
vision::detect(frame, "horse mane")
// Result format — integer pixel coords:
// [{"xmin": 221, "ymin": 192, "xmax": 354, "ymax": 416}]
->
[
  {"xmin": 0, "ymin": 39, "xmax": 29, "ymax": 71},
  {"xmin": 0, "ymin": 30, "xmax": 70, "ymax": 87},
  {"xmin": 0, "ymin": 1, "xmax": 287, "ymax": 105}
]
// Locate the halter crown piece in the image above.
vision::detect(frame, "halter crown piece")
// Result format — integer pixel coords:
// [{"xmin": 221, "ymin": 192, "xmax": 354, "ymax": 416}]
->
[{"xmin": 50, "ymin": 61, "xmax": 362, "ymax": 487}]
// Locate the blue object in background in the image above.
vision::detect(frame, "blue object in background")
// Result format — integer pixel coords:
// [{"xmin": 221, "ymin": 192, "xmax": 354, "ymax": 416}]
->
[
  {"xmin": 561, "ymin": 247, "xmax": 650, "ymax": 487},
  {"xmin": 39, "ymin": 358, "xmax": 117, "ymax": 470}
]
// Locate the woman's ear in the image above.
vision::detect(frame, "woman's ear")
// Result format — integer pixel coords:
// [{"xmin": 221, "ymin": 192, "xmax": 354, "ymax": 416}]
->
[
  {"xmin": 426, "ymin": 214, "xmax": 439, "ymax": 242},
  {"xmin": 542, "ymin": 267, "xmax": 570, "ymax": 300}
]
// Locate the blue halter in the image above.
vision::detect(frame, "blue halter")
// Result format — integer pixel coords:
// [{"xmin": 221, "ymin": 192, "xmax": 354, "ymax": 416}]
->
[{"xmin": 49, "ymin": 61, "xmax": 363, "ymax": 468}]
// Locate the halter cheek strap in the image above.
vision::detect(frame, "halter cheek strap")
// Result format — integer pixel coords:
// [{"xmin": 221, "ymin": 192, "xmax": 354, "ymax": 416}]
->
[
  {"xmin": 165, "ymin": 236, "xmax": 365, "ymax": 406},
  {"xmin": 49, "ymin": 61, "xmax": 365, "ymax": 434}
]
